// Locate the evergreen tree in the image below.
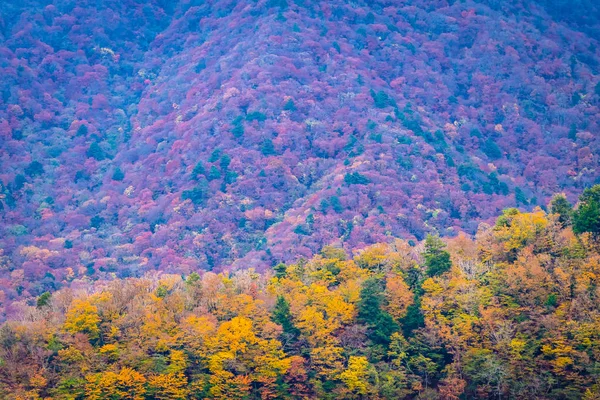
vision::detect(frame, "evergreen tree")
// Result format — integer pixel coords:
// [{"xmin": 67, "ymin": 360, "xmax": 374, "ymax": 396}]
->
[
  {"xmin": 261, "ymin": 139, "xmax": 276, "ymax": 156},
  {"xmin": 112, "ymin": 167, "xmax": 125, "ymax": 181},
  {"xmin": 25, "ymin": 161, "xmax": 44, "ymax": 177},
  {"xmin": 424, "ymin": 235, "xmax": 452, "ymax": 277},
  {"xmin": 549, "ymin": 193, "xmax": 572, "ymax": 227},
  {"xmin": 283, "ymin": 99, "xmax": 296, "ymax": 111},
  {"xmin": 36, "ymin": 292, "xmax": 51, "ymax": 308},
  {"xmin": 344, "ymin": 172, "xmax": 370, "ymax": 185},
  {"xmin": 192, "ymin": 161, "xmax": 205, "ymax": 176},
  {"xmin": 274, "ymin": 263, "xmax": 287, "ymax": 279},
  {"xmin": 358, "ymin": 277, "xmax": 399, "ymax": 346},
  {"xmin": 573, "ymin": 185, "xmax": 600, "ymax": 236},
  {"xmin": 87, "ymin": 142, "xmax": 105, "ymax": 161},
  {"xmin": 208, "ymin": 165, "xmax": 221, "ymax": 181},
  {"xmin": 272, "ymin": 296, "xmax": 300, "ymax": 339}
]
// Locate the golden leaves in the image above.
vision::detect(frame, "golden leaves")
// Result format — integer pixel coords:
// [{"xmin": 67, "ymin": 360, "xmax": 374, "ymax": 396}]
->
[{"xmin": 63, "ymin": 299, "xmax": 101, "ymax": 339}]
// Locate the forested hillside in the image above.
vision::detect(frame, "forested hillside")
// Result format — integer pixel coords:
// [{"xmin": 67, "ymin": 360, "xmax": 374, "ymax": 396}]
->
[
  {"xmin": 1, "ymin": 188, "xmax": 599, "ymax": 399},
  {"xmin": 1, "ymin": 0, "xmax": 600, "ymax": 315}
]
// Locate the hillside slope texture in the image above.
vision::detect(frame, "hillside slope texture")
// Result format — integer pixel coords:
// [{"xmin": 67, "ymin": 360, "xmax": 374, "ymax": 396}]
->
[{"xmin": 1, "ymin": 0, "xmax": 600, "ymax": 311}]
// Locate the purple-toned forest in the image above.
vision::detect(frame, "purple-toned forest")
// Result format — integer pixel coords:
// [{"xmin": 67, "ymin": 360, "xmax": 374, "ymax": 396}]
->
[{"xmin": 0, "ymin": 0, "xmax": 599, "ymax": 315}]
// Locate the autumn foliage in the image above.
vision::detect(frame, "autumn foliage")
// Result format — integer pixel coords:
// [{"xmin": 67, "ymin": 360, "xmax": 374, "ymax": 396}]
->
[
  {"xmin": 1, "ymin": 0, "xmax": 600, "ymax": 315},
  {"xmin": 1, "ymin": 204, "xmax": 600, "ymax": 399}
]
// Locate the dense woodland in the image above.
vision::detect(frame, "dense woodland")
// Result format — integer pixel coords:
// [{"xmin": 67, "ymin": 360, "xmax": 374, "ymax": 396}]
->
[
  {"xmin": 1, "ymin": 1, "xmax": 600, "ymax": 397},
  {"xmin": 0, "ymin": 187, "xmax": 599, "ymax": 399},
  {"xmin": 1, "ymin": 0, "xmax": 600, "ymax": 316}
]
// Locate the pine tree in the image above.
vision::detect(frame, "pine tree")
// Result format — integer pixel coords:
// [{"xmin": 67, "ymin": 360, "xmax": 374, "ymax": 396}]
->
[
  {"xmin": 423, "ymin": 235, "xmax": 452, "ymax": 277},
  {"xmin": 358, "ymin": 277, "xmax": 399, "ymax": 346},
  {"xmin": 573, "ymin": 185, "xmax": 600, "ymax": 236},
  {"xmin": 272, "ymin": 296, "xmax": 299, "ymax": 338},
  {"xmin": 549, "ymin": 193, "xmax": 572, "ymax": 227}
]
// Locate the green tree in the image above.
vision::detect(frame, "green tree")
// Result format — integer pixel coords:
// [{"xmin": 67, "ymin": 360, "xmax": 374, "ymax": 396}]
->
[
  {"xmin": 25, "ymin": 161, "xmax": 44, "ymax": 177},
  {"xmin": 220, "ymin": 154, "xmax": 231, "ymax": 170},
  {"xmin": 573, "ymin": 185, "xmax": 600, "ymax": 236},
  {"xmin": 192, "ymin": 161, "xmax": 205, "ymax": 176},
  {"xmin": 208, "ymin": 166, "xmax": 221, "ymax": 181},
  {"xmin": 77, "ymin": 124, "xmax": 89, "ymax": 136},
  {"xmin": 13, "ymin": 174, "xmax": 26, "ymax": 190},
  {"xmin": 182, "ymin": 180, "xmax": 209, "ymax": 205},
  {"xmin": 344, "ymin": 172, "xmax": 370, "ymax": 185},
  {"xmin": 283, "ymin": 99, "xmax": 296, "ymax": 111},
  {"xmin": 246, "ymin": 111, "xmax": 267, "ymax": 122},
  {"xmin": 37, "ymin": 292, "xmax": 52, "ymax": 308},
  {"xmin": 90, "ymin": 216, "xmax": 104, "ymax": 229},
  {"xmin": 483, "ymin": 138, "xmax": 502, "ymax": 159},
  {"xmin": 111, "ymin": 167, "xmax": 125, "ymax": 181},
  {"xmin": 195, "ymin": 58, "xmax": 206, "ymax": 73},
  {"xmin": 423, "ymin": 235, "xmax": 452, "ymax": 277},
  {"xmin": 209, "ymin": 149, "xmax": 222, "ymax": 162},
  {"xmin": 329, "ymin": 196, "xmax": 343, "ymax": 213},
  {"xmin": 274, "ymin": 263, "xmax": 287, "ymax": 279},
  {"xmin": 261, "ymin": 139, "xmax": 276, "ymax": 156},
  {"xmin": 370, "ymin": 89, "xmax": 392, "ymax": 108},
  {"xmin": 549, "ymin": 193, "xmax": 573, "ymax": 227},
  {"xmin": 87, "ymin": 142, "xmax": 105, "ymax": 161},
  {"xmin": 272, "ymin": 296, "xmax": 300, "ymax": 339},
  {"xmin": 358, "ymin": 277, "xmax": 399, "ymax": 346}
]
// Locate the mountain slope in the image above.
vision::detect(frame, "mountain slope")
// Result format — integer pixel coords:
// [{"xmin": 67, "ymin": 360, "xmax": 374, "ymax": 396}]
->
[{"xmin": 1, "ymin": 0, "xmax": 600, "ymax": 308}]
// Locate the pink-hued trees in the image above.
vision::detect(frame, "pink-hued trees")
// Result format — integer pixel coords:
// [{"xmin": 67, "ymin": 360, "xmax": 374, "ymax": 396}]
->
[{"xmin": 0, "ymin": 0, "xmax": 599, "ymax": 314}]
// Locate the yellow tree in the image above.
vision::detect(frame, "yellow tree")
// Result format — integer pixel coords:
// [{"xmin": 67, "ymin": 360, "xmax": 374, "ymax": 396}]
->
[
  {"xmin": 203, "ymin": 317, "xmax": 289, "ymax": 399},
  {"xmin": 147, "ymin": 373, "xmax": 188, "ymax": 400},
  {"xmin": 85, "ymin": 368, "xmax": 146, "ymax": 400},
  {"xmin": 63, "ymin": 299, "xmax": 101, "ymax": 339},
  {"xmin": 339, "ymin": 356, "xmax": 372, "ymax": 397}
]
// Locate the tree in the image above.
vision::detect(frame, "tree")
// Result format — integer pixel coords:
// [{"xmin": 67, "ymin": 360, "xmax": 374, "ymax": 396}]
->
[
  {"xmin": 85, "ymin": 368, "xmax": 146, "ymax": 400},
  {"xmin": 261, "ymin": 139, "xmax": 276, "ymax": 156},
  {"xmin": 339, "ymin": 356, "xmax": 372, "ymax": 396},
  {"xmin": 271, "ymin": 296, "xmax": 300, "ymax": 342},
  {"xmin": 204, "ymin": 317, "xmax": 289, "ymax": 398},
  {"xmin": 112, "ymin": 167, "xmax": 125, "ymax": 181},
  {"xmin": 370, "ymin": 89, "xmax": 392, "ymax": 108},
  {"xmin": 36, "ymin": 292, "xmax": 51, "ymax": 308},
  {"xmin": 385, "ymin": 275, "xmax": 413, "ymax": 320},
  {"xmin": 273, "ymin": 263, "xmax": 287, "ymax": 279},
  {"xmin": 90, "ymin": 215, "xmax": 104, "ymax": 229},
  {"xmin": 63, "ymin": 299, "xmax": 101, "ymax": 339},
  {"xmin": 246, "ymin": 111, "xmax": 267, "ymax": 122},
  {"xmin": 77, "ymin": 124, "xmax": 89, "ymax": 136},
  {"xmin": 220, "ymin": 154, "xmax": 231, "ymax": 170},
  {"xmin": 182, "ymin": 180, "xmax": 209, "ymax": 205},
  {"xmin": 329, "ymin": 195, "xmax": 343, "ymax": 213},
  {"xmin": 462, "ymin": 349, "xmax": 507, "ymax": 398},
  {"xmin": 358, "ymin": 277, "xmax": 399, "ymax": 346},
  {"xmin": 344, "ymin": 172, "xmax": 370, "ymax": 185},
  {"xmin": 573, "ymin": 185, "xmax": 600, "ymax": 236},
  {"xmin": 13, "ymin": 174, "xmax": 26, "ymax": 190},
  {"xmin": 87, "ymin": 142, "xmax": 105, "ymax": 161},
  {"xmin": 147, "ymin": 373, "xmax": 188, "ymax": 399},
  {"xmin": 231, "ymin": 117, "xmax": 244, "ymax": 138},
  {"xmin": 483, "ymin": 138, "xmax": 502, "ymax": 159},
  {"xmin": 283, "ymin": 99, "xmax": 296, "ymax": 111},
  {"xmin": 549, "ymin": 193, "xmax": 572, "ymax": 227},
  {"xmin": 208, "ymin": 165, "xmax": 221, "ymax": 180},
  {"xmin": 192, "ymin": 161, "xmax": 206, "ymax": 176},
  {"xmin": 25, "ymin": 161, "xmax": 44, "ymax": 177},
  {"xmin": 423, "ymin": 235, "xmax": 452, "ymax": 277}
]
